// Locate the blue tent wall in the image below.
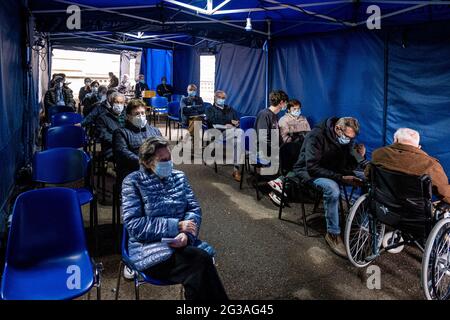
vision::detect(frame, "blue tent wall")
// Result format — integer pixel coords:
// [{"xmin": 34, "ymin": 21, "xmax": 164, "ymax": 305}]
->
[
  {"xmin": 215, "ymin": 43, "xmax": 267, "ymax": 117},
  {"xmin": 173, "ymin": 46, "xmax": 200, "ymax": 96},
  {"xmin": 140, "ymin": 48, "xmax": 173, "ymax": 91},
  {"xmin": 0, "ymin": 0, "xmax": 39, "ymax": 237}
]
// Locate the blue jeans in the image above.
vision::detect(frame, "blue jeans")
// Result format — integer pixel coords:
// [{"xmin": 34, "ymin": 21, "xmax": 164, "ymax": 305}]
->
[{"xmin": 312, "ymin": 178, "xmax": 341, "ymax": 235}]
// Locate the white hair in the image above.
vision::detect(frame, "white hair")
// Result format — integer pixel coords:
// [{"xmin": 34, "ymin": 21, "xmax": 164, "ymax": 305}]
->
[
  {"xmin": 108, "ymin": 91, "xmax": 125, "ymax": 103},
  {"xmin": 394, "ymin": 128, "xmax": 420, "ymax": 147}
]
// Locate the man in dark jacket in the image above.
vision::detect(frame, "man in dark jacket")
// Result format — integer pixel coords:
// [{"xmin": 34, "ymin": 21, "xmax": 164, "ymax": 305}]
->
[
  {"xmin": 113, "ymin": 99, "xmax": 162, "ymax": 184},
  {"xmin": 44, "ymin": 75, "xmax": 75, "ymax": 118},
  {"xmin": 95, "ymin": 92, "xmax": 125, "ymax": 160},
  {"xmin": 180, "ymin": 84, "xmax": 204, "ymax": 136},
  {"xmin": 82, "ymin": 82, "xmax": 103, "ymax": 117},
  {"xmin": 108, "ymin": 72, "xmax": 119, "ymax": 89},
  {"xmin": 135, "ymin": 74, "xmax": 149, "ymax": 98},
  {"xmin": 82, "ymin": 88, "xmax": 116, "ymax": 128},
  {"xmin": 156, "ymin": 76, "xmax": 174, "ymax": 100},
  {"xmin": 292, "ymin": 117, "xmax": 366, "ymax": 257},
  {"xmin": 78, "ymin": 77, "xmax": 92, "ymax": 108}
]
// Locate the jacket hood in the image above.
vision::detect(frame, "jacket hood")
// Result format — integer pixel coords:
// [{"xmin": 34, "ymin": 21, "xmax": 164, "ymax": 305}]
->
[{"xmin": 317, "ymin": 117, "xmax": 339, "ymax": 145}]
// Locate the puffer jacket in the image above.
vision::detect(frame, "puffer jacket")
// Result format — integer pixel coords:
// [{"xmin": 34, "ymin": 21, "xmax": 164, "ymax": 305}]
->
[{"xmin": 121, "ymin": 168, "xmax": 215, "ymax": 271}]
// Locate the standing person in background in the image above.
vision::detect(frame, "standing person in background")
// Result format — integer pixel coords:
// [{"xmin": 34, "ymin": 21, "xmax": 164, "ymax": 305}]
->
[
  {"xmin": 118, "ymin": 74, "xmax": 131, "ymax": 94},
  {"xmin": 156, "ymin": 76, "xmax": 174, "ymax": 100},
  {"xmin": 82, "ymin": 82, "xmax": 103, "ymax": 117},
  {"xmin": 180, "ymin": 84, "xmax": 204, "ymax": 137},
  {"xmin": 78, "ymin": 77, "xmax": 92, "ymax": 109},
  {"xmin": 108, "ymin": 72, "xmax": 119, "ymax": 89},
  {"xmin": 135, "ymin": 74, "xmax": 149, "ymax": 98}
]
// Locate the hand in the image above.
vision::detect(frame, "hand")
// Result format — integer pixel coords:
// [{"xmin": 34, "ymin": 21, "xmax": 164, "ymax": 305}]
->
[
  {"xmin": 231, "ymin": 120, "xmax": 239, "ymax": 127},
  {"xmin": 342, "ymin": 176, "xmax": 364, "ymax": 187},
  {"xmin": 169, "ymin": 233, "xmax": 188, "ymax": 248},
  {"xmin": 178, "ymin": 220, "xmax": 197, "ymax": 236},
  {"xmin": 355, "ymin": 144, "xmax": 366, "ymax": 157}
]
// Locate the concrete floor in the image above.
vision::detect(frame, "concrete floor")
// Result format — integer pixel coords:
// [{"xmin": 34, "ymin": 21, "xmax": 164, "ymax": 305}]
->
[{"xmin": 80, "ymin": 124, "xmax": 425, "ymax": 300}]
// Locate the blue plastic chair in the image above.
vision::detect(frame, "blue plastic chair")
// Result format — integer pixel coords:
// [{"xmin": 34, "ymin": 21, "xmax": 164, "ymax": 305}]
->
[
  {"xmin": 51, "ymin": 112, "xmax": 83, "ymax": 127},
  {"xmin": 45, "ymin": 125, "xmax": 87, "ymax": 149},
  {"xmin": 0, "ymin": 188, "xmax": 102, "ymax": 300},
  {"xmin": 171, "ymin": 94, "xmax": 183, "ymax": 103},
  {"xmin": 150, "ymin": 96, "xmax": 168, "ymax": 125},
  {"xmin": 114, "ymin": 226, "xmax": 183, "ymax": 300},
  {"xmin": 166, "ymin": 101, "xmax": 181, "ymax": 140},
  {"xmin": 32, "ymin": 148, "xmax": 98, "ymax": 251},
  {"xmin": 47, "ymin": 105, "xmax": 75, "ymax": 122}
]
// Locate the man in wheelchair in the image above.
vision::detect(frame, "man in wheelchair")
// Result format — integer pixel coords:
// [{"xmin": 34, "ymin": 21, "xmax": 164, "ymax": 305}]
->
[{"xmin": 368, "ymin": 128, "xmax": 450, "ymax": 210}]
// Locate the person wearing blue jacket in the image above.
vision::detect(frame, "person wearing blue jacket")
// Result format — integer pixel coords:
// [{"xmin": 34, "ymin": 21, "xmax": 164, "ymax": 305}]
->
[{"xmin": 121, "ymin": 136, "xmax": 228, "ymax": 301}]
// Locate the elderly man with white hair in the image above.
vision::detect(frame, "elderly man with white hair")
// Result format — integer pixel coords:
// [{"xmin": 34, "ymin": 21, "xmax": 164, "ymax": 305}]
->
[{"xmin": 368, "ymin": 128, "xmax": 450, "ymax": 204}]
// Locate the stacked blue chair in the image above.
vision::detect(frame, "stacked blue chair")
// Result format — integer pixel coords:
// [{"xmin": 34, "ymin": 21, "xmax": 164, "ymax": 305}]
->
[
  {"xmin": 47, "ymin": 105, "xmax": 75, "ymax": 122},
  {"xmin": 150, "ymin": 96, "xmax": 168, "ymax": 126},
  {"xmin": 32, "ymin": 148, "xmax": 98, "ymax": 253},
  {"xmin": 51, "ymin": 112, "xmax": 83, "ymax": 127},
  {"xmin": 45, "ymin": 125, "xmax": 87, "ymax": 150},
  {"xmin": 0, "ymin": 188, "xmax": 102, "ymax": 300},
  {"xmin": 115, "ymin": 226, "xmax": 183, "ymax": 300},
  {"xmin": 166, "ymin": 101, "xmax": 181, "ymax": 140}
]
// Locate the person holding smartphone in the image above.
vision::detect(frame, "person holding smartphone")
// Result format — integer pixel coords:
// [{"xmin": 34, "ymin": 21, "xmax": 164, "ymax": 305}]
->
[
  {"xmin": 291, "ymin": 117, "xmax": 367, "ymax": 258},
  {"xmin": 121, "ymin": 136, "xmax": 228, "ymax": 301}
]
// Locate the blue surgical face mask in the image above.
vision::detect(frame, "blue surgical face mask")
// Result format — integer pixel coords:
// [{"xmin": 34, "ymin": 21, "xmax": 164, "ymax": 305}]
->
[
  {"xmin": 337, "ymin": 134, "xmax": 351, "ymax": 145},
  {"xmin": 139, "ymin": 80, "xmax": 145, "ymax": 84},
  {"xmin": 154, "ymin": 160, "xmax": 173, "ymax": 178},
  {"xmin": 291, "ymin": 110, "xmax": 301, "ymax": 117},
  {"xmin": 281, "ymin": 102, "xmax": 287, "ymax": 111},
  {"xmin": 188, "ymin": 91, "xmax": 196, "ymax": 97},
  {"xmin": 216, "ymin": 98, "xmax": 225, "ymax": 106}
]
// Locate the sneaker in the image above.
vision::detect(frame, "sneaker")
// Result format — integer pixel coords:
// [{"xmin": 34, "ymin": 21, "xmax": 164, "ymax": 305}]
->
[
  {"xmin": 268, "ymin": 191, "xmax": 282, "ymax": 207},
  {"xmin": 268, "ymin": 178, "xmax": 287, "ymax": 196},
  {"xmin": 325, "ymin": 233, "xmax": 347, "ymax": 258},
  {"xmin": 123, "ymin": 266, "xmax": 135, "ymax": 280},
  {"xmin": 232, "ymin": 170, "xmax": 241, "ymax": 182}
]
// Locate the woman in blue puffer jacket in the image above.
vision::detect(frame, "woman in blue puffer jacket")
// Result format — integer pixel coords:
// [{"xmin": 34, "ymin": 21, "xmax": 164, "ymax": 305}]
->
[{"xmin": 121, "ymin": 136, "xmax": 228, "ymax": 301}]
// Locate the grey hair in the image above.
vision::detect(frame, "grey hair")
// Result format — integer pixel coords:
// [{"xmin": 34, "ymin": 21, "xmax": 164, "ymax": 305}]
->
[
  {"xmin": 139, "ymin": 136, "xmax": 170, "ymax": 165},
  {"xmin": 394, "ymin": 128, "xmax": 420, "ymax": 146},
  {"xmin": 214, "ymin": 90, "xmax": 227, "ymax": 98},
  {"xmin": 187, "ymin": 84, "xmax": 197, "ymax": 91},
  {"xmin": 108, "ymin": 91, "xmax": 125, "ymax": 104},
  {"xmin": 336, "ymin": 117, "xmax": 360, "ymax": 135}
]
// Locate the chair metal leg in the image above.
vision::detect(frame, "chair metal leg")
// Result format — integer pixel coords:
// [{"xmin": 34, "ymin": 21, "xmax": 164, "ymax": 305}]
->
[
  {"xmin": 115, "ymin": 261, "xmax": 124, "ymax": 300},
  {"xmin": 301, "ymin": 202, "xmax": 308, "ymax": 236},
  {"xmin": 214, "ymin": 161, "xmax": 218, "ymax": 173},
  {"xmin": 112, "ymin": 183, "xmax": 116, "ymax": 230},
  {"xmin": 134, "ymin": 276, "xmax": 140, "ymax": 300},
  {"xmin": 179, "ymin": 285, "xmax": 184, "ymax": 300},
  {"xmin": 93, "ymin": 196, "xmax": 99, "ymax": 256},
  {"xmin": 255, "ymin": 171, "xmax": 261, "ymax": 201},
  {"xmin": 239, "ymin": 164, "xmax": 245, "ymax": 190},
  {"xmin": 278, "ymin": 181, "xmax": 286, "ymax": 220}
]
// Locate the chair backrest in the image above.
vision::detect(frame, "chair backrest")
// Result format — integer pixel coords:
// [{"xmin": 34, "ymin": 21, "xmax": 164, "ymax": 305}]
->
[
  {"xmin": 168, "ymin": 101, "xmax": 180, "ymax": 117},
  {"xmin": 240, "ymin": 116, "xmax": 257, "ymax": 152},
  {"xmin": 5, "ymin": 188, "xmax": 88, "ymax": 267},
  {"xmin": 369, "ymin": 164, "xmax": 433, "ymax": 237},
  {"xmin": 279, "ymin": 142, "xmax": 302, "ymax": 176},
  {"xmin": 45, "ymin": 125, "xmax": 86, "ymax": 149},
  {"xmin": 203, "ymin": 102, "xmax": 213, "ymax": 109},
  {"xmin": 33, "ymin": 147, "xmax": 90, "ymax": 184},
  {"xmin": 47, "ymin": 105, "xmax": 74, "ymax": 120},
  {"xmin": 51, "ymin": 112, "xmax": 83, "ymax": 127},
  {"xmin": 171, "ymin": 94, "xmax": 183, "ymax": 102},
  {"xmin": 151, "ymin": 96, "xmax": 168, "ymax": 108}
]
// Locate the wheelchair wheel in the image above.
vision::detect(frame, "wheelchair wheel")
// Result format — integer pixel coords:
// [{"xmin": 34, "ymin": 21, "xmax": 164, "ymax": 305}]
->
[
  {"xmin": 344, "ymin": 194, "xmax": 385, "ymax": 268},
  {"xmin": 382, "ymin": 231, "xmax": 404, "ymax": 254},
  {"xmin": 422, "ymin": 218, "xmax": 450, "ymax": 300}
]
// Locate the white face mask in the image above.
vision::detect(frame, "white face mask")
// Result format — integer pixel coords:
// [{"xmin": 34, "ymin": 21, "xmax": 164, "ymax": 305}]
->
[
  {"xmin": 131, "ymin": 114, "xmax": 147, "ymax": 129},
  {"xmin": 58, "ymin": 82, "xmax": 63, "ymax": 88},
  {"xmin": 112, "ymin": 103, "xmax": 124, "ymax": 115},
  {"xmin": 100, "ymin": 94, "xmax": 107, "ymax": 102}
]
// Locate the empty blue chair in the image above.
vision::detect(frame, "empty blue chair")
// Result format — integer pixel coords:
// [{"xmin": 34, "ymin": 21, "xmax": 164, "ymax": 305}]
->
[
  {"xmin": 166, "ymin": 101, "xmax": 181, "ymax": 140},
  {"xmin": 51, "ymin": 112, "xmax": 83, "ymax": 127},
  {"xmin": 171, "ymin": 94, "xmax": 183, "ymax": 103},
  {"xmin": 0, "ymin": 188, "xmax": 102, "ymax": 300},
  {"xmin": 32, "ymin": 148, "xmax": 98, "ymax": 250},
  {"xmin": 115, "ymin": 226, "xmax": 182, "ymax": 300},
  {"xmin": 150, "ymin": 96, "xmax": 168, "ymax": 126},
  {"xmin": 45, "ymin": 125, "xmax": 87, "ymax": 149}
]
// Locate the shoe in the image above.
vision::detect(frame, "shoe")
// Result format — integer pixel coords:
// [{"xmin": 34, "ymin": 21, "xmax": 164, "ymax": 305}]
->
[
  {"xmin": 325, "ymin": 233, "xmax": 347, "ymax": 258},
  {"xmin": 232, "ymin": 170, "xmax": 241, "ymax": 182},
  {"xmin": 268, "ymin": 191, "xmax": 282, "ymax": 207},
  {"xmin": 123, "ymin": 266, "xmax": 135, "ymax": 280},
  {"xmin": 268, "ymin": 178, "xmax": 287, "ymax": 196}
]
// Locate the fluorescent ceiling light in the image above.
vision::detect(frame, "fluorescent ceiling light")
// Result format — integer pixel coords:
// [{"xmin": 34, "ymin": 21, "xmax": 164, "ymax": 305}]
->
[{"xmin": 164, "ymin": 0, "xmax": 232, "ymax": 15}]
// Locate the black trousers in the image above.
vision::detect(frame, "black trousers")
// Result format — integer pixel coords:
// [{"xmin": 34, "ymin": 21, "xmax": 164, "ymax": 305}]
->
[{"xmin": 144, "ymin": 246, "xmax": 228, "ymax": 301}]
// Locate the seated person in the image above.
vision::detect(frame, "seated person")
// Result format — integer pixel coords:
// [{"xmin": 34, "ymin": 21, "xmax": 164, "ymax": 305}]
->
[
  {"xmin": 117, "ymin": 74, "xmax": 131, "ymax": 94},
  {"xmin": 291, "ymin": 117, "xmax": 367, "ymax": 258},
  {"xmin": 82, "ymin": 82, "xmax": 103, "ymax": 116},
  {"xmin": 205, "ymin": 90, "xmax": 241, "ymax": 182},
  {"xmin": 78, "ymin": 77, "xmax": 92, "ymax": 109},
  {"xmin": 279, "ymin": 99, "xmax": 311, "ymax": 144},
  {"xmin": 121, "ymin": 136, "xmax": 228, "ymax": 301},
  {"xmin": 368, "ymin": 128, "xmax": 450, "ymax": 205},
  {"xmin": 95, "ymin": 92, "xmax": 125, "ymax": 161},
  {"xmin": 44, "ymin": 75, "xmax": 75, "ymax": 120},
  {"xmin": 82, "ymin": 88, "xmax": 116, "ymax": 128},
  {"xmin": 180, "ymin": 84, "xmax": 204, "ymax": 136},
  {"xmin": 135, "ymin": 74, "xmax": 149, "ymax": 98},
  {"xmin": 255, "ymin": 90, "xmax": 288, "ymax": 164},
  {"xmin": 156, "ymin": 76, "xmax": 174, "ymax": 100},
  {"xmin": 113, "ymin": 99, "xmax": 162, "ymax": 185}
]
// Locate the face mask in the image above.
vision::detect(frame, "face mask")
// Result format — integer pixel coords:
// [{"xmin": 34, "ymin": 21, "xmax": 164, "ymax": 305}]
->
[
  {"xmin": 291, "ymin": 110, "xmax": 301, "ymax": 117},
  {"xmin": 216, "ymin": 98, "xmax": 225, "ymax": 106},
  {"xmin": 112, "ymin": 103, "xmax": 124, "ymax": 115},
  {"xmin": 100, "ymin": 94, "xmax": 107, "ymax": 102},
  {"xmin": 92, "ymin": 87, "xmax": 98, "ymax": 93},
  {"xmin": 58, "ymin": 82, "xmax": 63, "ymax": 88},
  {"xmin": 188, "ymin": 91, "xmax": 196, "ymax": 97},
  {"xmin": 337, "ymin": 134, "xmax": 351, "ymax": 145},
  {"xmin": 162, "ymin": 81, "xmax": 167, "ymax": 85},
  {"xmin": 281, "ymin": 103, "xmax": 287, "ymax": 111},
  {"xmin": 139, "ymin": 80, "xmax": 145, "ymax": 84},
  {"xmin": 154, "ymin": 160, "xmax": 173, "ymax": 178},
  {"xmin": 131, "ymin": 115, "xmax": 147, "ymax": 129}
]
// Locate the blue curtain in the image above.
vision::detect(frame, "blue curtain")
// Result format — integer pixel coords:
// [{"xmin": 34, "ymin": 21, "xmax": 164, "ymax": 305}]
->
[
  {"xmin": 271, "ymin": 31, "xmax": 385, "ymax": 158},
  {"xmin": 173, "ymin": 47, "xmax": 200, "ymax": 95},
  {"xmin": 215, "ymin": 43, "xmax": 267, "ymax": 117},
  {"xmin": 140, "ymin": 48, "xmax": 173, "ymax": 90}
]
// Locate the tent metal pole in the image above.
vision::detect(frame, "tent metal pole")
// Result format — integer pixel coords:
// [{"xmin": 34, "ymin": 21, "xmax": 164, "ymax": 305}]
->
[
  {"xmin": 265, "ymin": 19, "xmax": 272, "ymax": 109},
  {"xmin": 382, "ymin": 33, "xmax": 389, "ymax": 146}
]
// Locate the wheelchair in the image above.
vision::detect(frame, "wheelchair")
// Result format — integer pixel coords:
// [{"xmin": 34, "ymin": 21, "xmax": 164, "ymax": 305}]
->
[{"xmin": 343, "ymin": 165, "xmax": 450, "ymax": 300}]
